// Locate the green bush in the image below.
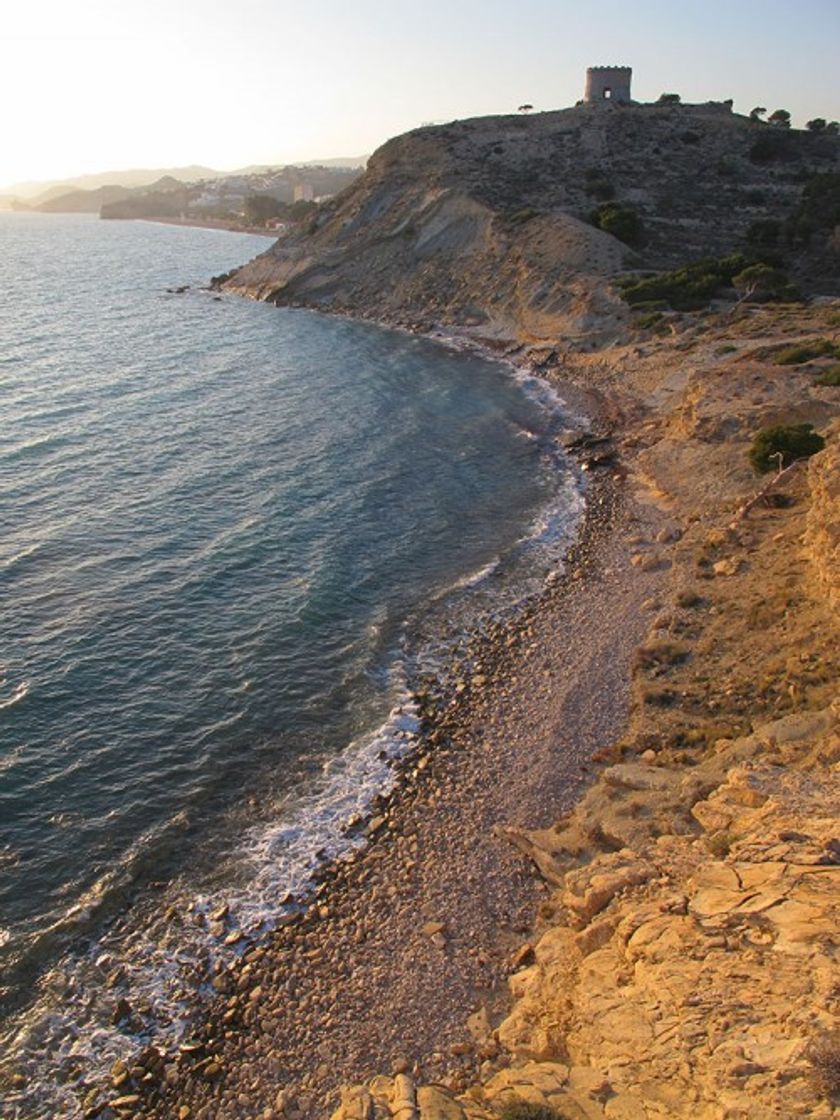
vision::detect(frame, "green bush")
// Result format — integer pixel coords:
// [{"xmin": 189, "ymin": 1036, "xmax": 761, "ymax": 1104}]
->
[
  {"xmin": 590, "ymin": 203, "xmax": 643, "ymax": 245},
  {"xmin": 618, "ymin": 253, "xmax": 754, "ymax": 310},
  {"xmin": 749, "ymin": 134, "xmax": 796, "ymax": 164},
  {"xmin": 748, "ymin": 424, "xmax": 826, "ymax": 474},
  {"xmin": 746, "ymin": 219, "xmax": 781, "ymax": 246},
  {"xmin": 732, "ymin": 263, "xmax": 796, "ymax": 302},
  {"xmin": 788, "ymin": 172, "xmax": 840, "ymax": 243},
  {"xmin": 500, "ymin": 1105, "xmax": 563, "ymax": 1120},
  {"xmin": 814, "ymin": 365, "xmax": 840, "ymax": 386},
  {"xmin": 584, "ymin": 169, "xmax": 615, "ymax": 200},
  {"xmin": 634, "ymin": 310, "xmax": 664, "ymax": 330},
  {"xmin": 774, "ymin": 339, "xmax": 840, "ymax": 364}
]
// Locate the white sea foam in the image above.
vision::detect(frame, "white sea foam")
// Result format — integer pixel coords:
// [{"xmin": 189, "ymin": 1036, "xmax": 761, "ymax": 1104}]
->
[{"xmin": 0, "ymin": 681, "xmax": 29, "ymax": 711}]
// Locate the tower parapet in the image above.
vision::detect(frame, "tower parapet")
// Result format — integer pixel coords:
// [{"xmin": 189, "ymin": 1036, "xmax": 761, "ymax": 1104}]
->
[{"xmin": 584, "ymin": 66, "xmax": 632, "ymax": 104}]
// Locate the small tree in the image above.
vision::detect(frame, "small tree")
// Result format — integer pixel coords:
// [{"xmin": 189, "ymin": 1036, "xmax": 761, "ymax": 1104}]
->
[
  {"xmin": 749, "ymin": 106, "xmax": 767, "ymax": 121},
  {"xmin": 748, "ymin": 423, "xmax": 825, "ymax": 474},
  {"xmin": 807, "ymin": 118, "xmax": 827, "ymax": 132},
  {"xmin": 826, "ymin": 121, "xmax": 840, "ymax": 135},
  {"xmin": 657, "ymin": 92, "xmax": 681, "ymax": 105},
  {"xmin": 732, "ymin": 263, "xmax": 791, "ymax": 302},
  {"xmin": 518, "ymin": 103, "xmax": 534, "ymax": 113},
  {"xmin": 768, "ymin": 109, "xmax": 792, "ymax": 128}
]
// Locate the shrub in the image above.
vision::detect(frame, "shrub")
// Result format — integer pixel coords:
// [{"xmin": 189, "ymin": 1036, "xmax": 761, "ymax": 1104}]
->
[
  {"xmin": 788, "ymin": 172, "xmax": 840, "ymax": 243},
  {"xmin": 657, "ymin": 92, "xmax": 681, "ymax": 104},
  {"xmin": 590, "ymin": 203, "xmax": 644, "ymax": 245},
  {"xmin": 617, "ymin": 253, "xmax": 755, "ymax": 310},
  {"xmin": 814, "ymin": 365, "xmax": 840, "ymax": 386},
  {"xmin": 634, "ymin": 641, "xmax": 690, "ymax": 671},
  {"xmin": 706, "ymin": 831, "xmax": 735, "ymax": 857},
  {"xmin": 676, "ymin": 590, "xmax": 705, "ymax": 608},
  {"xmin": 746, "ymin": 218, "xmax": 781, "ymax": 246},
  {"xmin": 807, "ymin": 118, "xmax": 827, "ymax": 133},
  {"xmin": 774, "ymin": 339, "xmax": 840, "ymax": 364},
  {"xmin": 584, "ymin": 169, "xmax": 615, "ymax": 200},
  {"xmin": 806, "ymin": 1030, "xmax": 840, "ymax": 1096},
  {"xmin": 749, "ymin": 134, "xmax": 796, "ymax": 164},
  {"xmin": 500, "ymin": 1105, "xmax": 563, "ymax": 1120},
  {"xmin": 748, "ymin": 424, "xmax": 826, "ymax": 474}
]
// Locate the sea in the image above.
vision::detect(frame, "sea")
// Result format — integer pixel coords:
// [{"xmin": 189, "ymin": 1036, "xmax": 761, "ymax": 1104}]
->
[{"xmin": 0, "ymin": 211, "xmax": 583, "ymax": 1116}]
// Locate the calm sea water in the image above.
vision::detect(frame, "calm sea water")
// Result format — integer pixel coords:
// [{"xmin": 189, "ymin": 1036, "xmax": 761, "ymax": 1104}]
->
[{"xmin": 0, "ymin": 212, "xmax": 581, "ymax": 1114}]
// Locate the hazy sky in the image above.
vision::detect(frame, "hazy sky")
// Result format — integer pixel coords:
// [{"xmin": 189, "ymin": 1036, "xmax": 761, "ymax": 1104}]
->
[{"xmin": 2, "ymin": 0, "xmax": 839, "ymax": 188}]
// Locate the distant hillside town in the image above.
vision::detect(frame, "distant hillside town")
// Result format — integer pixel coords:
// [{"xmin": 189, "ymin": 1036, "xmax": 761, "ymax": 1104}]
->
[{"xmin": 3, "ymin": 163, "xmax": 366, "ymax": 231}]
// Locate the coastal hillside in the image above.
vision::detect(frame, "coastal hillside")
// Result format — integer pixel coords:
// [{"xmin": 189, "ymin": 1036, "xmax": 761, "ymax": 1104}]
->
[{"xmin": 223, "ymin": 101, "xmax": 840, "ymax": 343}]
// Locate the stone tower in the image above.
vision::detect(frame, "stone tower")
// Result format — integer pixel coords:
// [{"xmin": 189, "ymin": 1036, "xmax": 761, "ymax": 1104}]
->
[{"xmin": 584, "ymin": 66, "xmax": 632, "ymax": 104}]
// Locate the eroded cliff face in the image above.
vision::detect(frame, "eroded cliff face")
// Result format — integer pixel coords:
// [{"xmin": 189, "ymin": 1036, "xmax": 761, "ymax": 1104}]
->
[{"xmin": 223, "ymin": 103, "xmax": 840, "ymax": 346}]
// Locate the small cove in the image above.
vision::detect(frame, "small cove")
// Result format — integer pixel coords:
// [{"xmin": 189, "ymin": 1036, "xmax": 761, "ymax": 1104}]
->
[{"xmin": 0, "ymin": 212, "xmax": 583, "ymax": 1113}]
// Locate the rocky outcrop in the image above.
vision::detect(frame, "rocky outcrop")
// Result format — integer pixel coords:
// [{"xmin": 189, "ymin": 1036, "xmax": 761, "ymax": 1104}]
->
[{"xmin": 332, "ymin": 700, "xmax": 839, "ymax": 1120}]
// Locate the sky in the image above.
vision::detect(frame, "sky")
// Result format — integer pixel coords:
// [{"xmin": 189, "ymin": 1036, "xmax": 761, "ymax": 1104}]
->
[{"xmin": 2, "ymin": 0, "xmax": 839, "ymax": 190}]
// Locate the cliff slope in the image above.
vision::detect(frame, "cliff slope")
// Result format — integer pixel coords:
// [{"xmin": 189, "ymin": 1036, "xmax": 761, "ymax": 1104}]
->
[{"xmin": 223, "ymin": 103, "xmax": 840, "ymax": 345}]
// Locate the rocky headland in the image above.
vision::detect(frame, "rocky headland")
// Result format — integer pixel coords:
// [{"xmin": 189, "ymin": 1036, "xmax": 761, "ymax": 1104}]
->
[{"xmin": 31, "ymin": 100, "xmax": 840, "ymax": 1120}]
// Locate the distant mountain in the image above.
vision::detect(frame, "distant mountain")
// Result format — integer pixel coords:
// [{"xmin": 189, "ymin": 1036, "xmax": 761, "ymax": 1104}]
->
[
  {"xmin": 0, "ymin": 159, "xmax": 370, "ymax": 208},
  {"xmin": 34, "ymin": 185, "xmax": 135, "ymax": 213},
  {"xmin": 1, "ymin": 166, "xmax": 223, "ymax": 202}
]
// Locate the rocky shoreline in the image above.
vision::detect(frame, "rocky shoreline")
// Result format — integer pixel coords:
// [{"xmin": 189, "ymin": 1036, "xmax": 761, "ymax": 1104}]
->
[
  {"xmin": 53, "ymin": 365, "xmax": 673, "ymax": 1120},
  {"xmin": 143, "ymin": 484, "xmax": 669, "ymax": 1120},
  {"xmin": 24, "ymin": 288, "xmax": 836, "ymax": 1120}
]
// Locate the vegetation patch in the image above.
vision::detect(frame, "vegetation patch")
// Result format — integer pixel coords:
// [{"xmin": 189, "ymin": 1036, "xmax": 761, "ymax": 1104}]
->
[
  {"xmin": 807, "ymin": 1031, "xmax": 840, "ymax": 1097},
  {"xmin": 633, "ymin": 310, "xmax": 665, "ymax": 331},
  {"xmin": 617, "ymin": 254, "xmax": 757, "ymax": 310},
  {"xmin": 500, "ymin": 1102, "xmax": 564, "ymax": 1120},
  {"xmin": 706, "ymin": 831, "xmax": 735, "ymax": 857},
  {"xmin": 589, "ymin": 202, "xmax": 644, "ymax": 246},
  {"xmin": 746, "ymin": 218, "xmax": 782, "ymax": 247},
  {"xmin": 584, "ymin": 168, "xmax": 615, "ymax": 201},
  {"xmin": 748, "ymin": 424, "xmax": 826, "ymax": 474},
  {"xmin": 634, "ymin": 641, "xmax": 691, "ymax": 672},
  {"xmin": 814, "ymin": 364, "xmax": 840, "ymax": 386},
  {"xmin": 732, "ymin": 263, "xmax": 797, "ymax": 303},
  {"xmin": 788, "ymin": 172, "xmax": 840, "ymax": 243},
  {"xmin": 773, "ymin": 339, "xmax": 840, "ymax": 364}
]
